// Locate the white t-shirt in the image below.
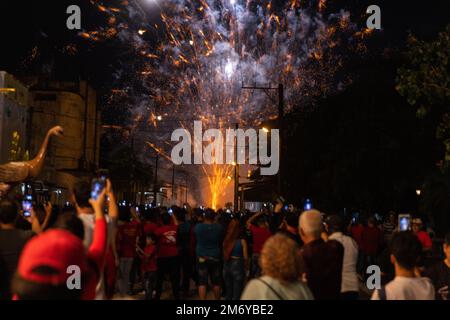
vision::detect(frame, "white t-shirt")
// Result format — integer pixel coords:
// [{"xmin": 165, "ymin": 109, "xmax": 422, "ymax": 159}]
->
[
  {"xmin": 371, "ymin": 276, "xmax": 435, "ymax": 300},
  {"xmin": 328, "ymin": 232, "xmax": 359, "ymax": 293},
  {"xmin": 241, "ymin": 276, "xmax": 314, "ymax": 300}
]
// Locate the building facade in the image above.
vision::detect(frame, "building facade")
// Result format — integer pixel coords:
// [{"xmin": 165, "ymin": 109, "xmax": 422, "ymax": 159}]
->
[
  {"xmin": 0, "ymin": 71, "xmax": 30, "ymax": 164},
  {"xmin": 0, "ymin": 72, "xmax": 101, "ymax": 203}
]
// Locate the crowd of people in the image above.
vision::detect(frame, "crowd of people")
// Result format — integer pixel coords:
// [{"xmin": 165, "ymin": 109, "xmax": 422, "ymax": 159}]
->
[{"xmin": 0, "ymin": 179, "xmax": 449, "ymax": 300}]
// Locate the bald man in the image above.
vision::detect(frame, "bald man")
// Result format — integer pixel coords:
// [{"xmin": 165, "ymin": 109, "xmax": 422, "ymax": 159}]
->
[{"xmin": 298, "ymin": 210, "xmax": 344, "ymax": 300}]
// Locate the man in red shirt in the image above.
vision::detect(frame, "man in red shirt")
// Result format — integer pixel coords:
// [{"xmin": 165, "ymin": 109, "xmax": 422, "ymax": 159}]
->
[
  {"xmin": 116, "ymin": 207, "xmax": 140, "ymax": 295},
  {"xmin": 246, "ymin": 212, "xmax": 272, "ymax": 278},
  {"xmin": 361, "ymin": 217, "xmax": 382, "ymax": 268},
  {"xmin": 412, "ymin": 218, "xmax": 432, "ymax": 250},
  {"xmin": 154, "ymin": 212, "xmax": 180, "ymax": 299}
]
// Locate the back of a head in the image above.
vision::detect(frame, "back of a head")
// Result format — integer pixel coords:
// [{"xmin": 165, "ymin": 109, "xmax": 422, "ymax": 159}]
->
[
  {"xmin": 285, "ymin": 211, "xmax": 300, "ymax": 228},
  {"xmin": 204, "ymin": 208, "xmax": 215, "ymax": 221},
  {"xmin": 72, "ymin": 180, "xmax": 91, "ymax": 208},
  {"xmin": 299, "ymin": 210, "xmax": 323, "ymax": 239},
  {"xmin": 390, "ymin": 231, "xmax": 422, "ymax": 270},
  {"xmin": 368, "ymin": 216, "xmax": 376, "ymax": 226},
  {"xmin": 0, "ymin": 199, "xmax": 18, "ymax": 224},
  {"xmin": 174, "ymin": 206, "xmax": 186, "ymax": 222},
  {"xmin": 118, "ymin": 206, "xmax": 131, "ymax": 222},
  {"xmin": 161, "ymin": 212, "xmax": 171, "ymax": 226},
  {"xmin": 326, "ymin": 215, "xmax": 343, "ymax": 234},
  {"xmin": 53, "ymin": 213, "xmax": 85, "ymax": 240},
  {"xmin": 12, "ymin": 229, "xmax": 86, "ymax": 299},
  {"xmin": 260, "ymin": 233, "xmax": 301, "ymax": 283}
]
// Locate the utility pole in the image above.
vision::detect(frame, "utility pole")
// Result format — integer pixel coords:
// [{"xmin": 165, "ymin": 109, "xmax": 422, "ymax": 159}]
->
[
  {"xmin": 81, "ymin": 81, "xmax": 89, "ymax": 171},
  {"xmin": 171, "ymin": 164, "xmax": 176, "ymax": 205},
  {"xmin": 234, "ymin": 123, "xmax": 239, "ymax": 211},
  {"xmin": 185, "ymin": 173, "xmax": 188, "ymax": 204},
  {"xmin": 241, "ymin": 82, "xmax": 284, "ymax": 196},
  {"xmin": 278, "ymin": 83, "xmax": 284, "ymax": 196},
  {"xmin": 153, "ymin": 153, "xmax": 159, "ymax": 206}
]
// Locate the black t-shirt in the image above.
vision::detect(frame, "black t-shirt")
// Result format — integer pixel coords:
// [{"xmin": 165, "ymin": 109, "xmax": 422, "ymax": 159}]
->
[
  {"xmin": 424, "ymin": 261, "xmax": 450, "ymax": 300},
  {"xmin": 0, "ymin": 229, "xmax": 34, "ymax": 299},
  {"xmin": 299, "ymin": 239, "xmax": 344, "ymax": 300}
]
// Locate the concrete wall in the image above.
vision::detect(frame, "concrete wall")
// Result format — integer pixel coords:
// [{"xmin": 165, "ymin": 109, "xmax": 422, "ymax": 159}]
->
[{"xmin": 30, "ymin": 81, "xmax": 100, "ymax": 190}]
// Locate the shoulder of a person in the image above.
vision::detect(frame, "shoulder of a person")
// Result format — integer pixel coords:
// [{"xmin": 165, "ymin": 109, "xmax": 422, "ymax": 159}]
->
[
  {"xmin": 327, "ymin": 238, "xmax": 344, "ymax": 249},
  {"xmin": 241, "ymin": 279, "xmax": 264, "ymax": 299}
]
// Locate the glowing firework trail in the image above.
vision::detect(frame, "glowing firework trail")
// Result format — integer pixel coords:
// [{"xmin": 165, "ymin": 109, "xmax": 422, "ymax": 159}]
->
[{"xmin": 81, "ymin": 0, "xmax": 370, "ymax": 208}]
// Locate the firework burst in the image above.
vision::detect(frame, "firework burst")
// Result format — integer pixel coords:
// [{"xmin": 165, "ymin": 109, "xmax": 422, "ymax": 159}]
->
[{"xmin": 81, "ymin": 0, "xmax": 369, "ymax": 208}]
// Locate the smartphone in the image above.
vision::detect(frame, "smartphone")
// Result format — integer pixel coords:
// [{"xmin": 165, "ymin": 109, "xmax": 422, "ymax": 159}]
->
[
  {"xmin": 91, "ymin": 177, "xmax": 106, "ymax": 200},
  {"xmin": 226, "ymin": 208, "xmax": 232, "ymax": 214},
  {"xmin": 398, "ymin": 214, "xmax": 411, "ymax": 231},
  {"xmin": 304, "ymin": 198, "xmax": 312, "ymax": 211},
  {"xmin": 168, "ymin": 208, "xmax": 173, "ymax": 215},
  {"xmin": 22, "ymin": 194, "xmax": 33, "ymax": 217}
]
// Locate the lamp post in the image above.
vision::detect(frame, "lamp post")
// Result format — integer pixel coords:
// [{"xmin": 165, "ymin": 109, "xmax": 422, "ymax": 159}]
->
[{"xmin": 233, "ymin": 123, "xmax": 239, "ymax": 211}]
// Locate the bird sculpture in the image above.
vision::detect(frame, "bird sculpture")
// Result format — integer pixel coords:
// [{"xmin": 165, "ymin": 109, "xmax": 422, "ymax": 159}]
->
[{"xmin": 0, "ymin": 126, "xmax": 64, "ymax": 196}]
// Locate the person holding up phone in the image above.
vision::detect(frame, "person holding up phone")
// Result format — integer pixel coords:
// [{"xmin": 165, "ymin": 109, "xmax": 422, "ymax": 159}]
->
[
  {"xmin": 11, "ymin": 188, "xmax": 108, "ymax": 300},
  {"xmin": 0, "ymin": 199, "xmax": 46, "ymax": 300},
  {"xmin": 246, "ymin": 212, "xmax": 272, "ymax": 278},
  {"xmin": 71, "ymin": 178, "xmax": 118, "ymax": 300}
]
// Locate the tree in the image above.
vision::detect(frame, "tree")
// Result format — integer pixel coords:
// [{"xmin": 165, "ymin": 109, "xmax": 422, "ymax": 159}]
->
[
  {"xmin": 396, "ymin": 25, "xmax": 450, "ymax": 166},
  {"xmin": 9, "ymin": 131, "xmax": 29, "ymax": 161}
]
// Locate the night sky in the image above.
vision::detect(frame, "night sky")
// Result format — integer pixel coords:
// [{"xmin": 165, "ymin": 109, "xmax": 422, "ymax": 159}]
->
[
  {"xmin": 0, "ymin": 0, "xmax": 448, "ymax": 127},
  {"xmin": 0, "ymin": 0, "xmax": 448, "ymax": 89}
]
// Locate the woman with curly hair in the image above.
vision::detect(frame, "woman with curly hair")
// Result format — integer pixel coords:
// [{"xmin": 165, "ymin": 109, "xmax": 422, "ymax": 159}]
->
[{"xmin": 241, "ymin": 233, "xmax": 313, "ymax": 300}]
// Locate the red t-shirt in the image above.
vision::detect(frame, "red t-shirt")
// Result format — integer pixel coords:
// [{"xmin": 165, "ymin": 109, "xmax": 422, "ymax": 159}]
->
[
  {"xmin": 141, "ymin": 244, "xmax": 157, "ymax": 272},
  {"xmin": 117, "ymin": 220, "xmax": 140, "ymax": 258},
  {"xmin": 154, "ymin": 225, "xmax": 178, "ymax": 258},
  {"xmin": 143, "ymin": 222, "xmax": 158, "ymax": 236},
  {"xmin": 416, "ymin": 231, "xmax": 432, "ymax": 249},
  {"xmin": 361, "ymin": 226, "xmax": 382, "ymax": 256},
  {"xmin": 249, "ymin": 225, "xmax": 272, "ymax": 254},
  {"xmin": 351, "ymin": 224, "xmax": 364, "ymax": 248}
]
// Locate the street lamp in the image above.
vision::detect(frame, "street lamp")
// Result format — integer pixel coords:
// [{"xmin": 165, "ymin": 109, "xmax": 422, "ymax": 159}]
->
[
  {"xmin": 416, "ymin": 189, "xmax": 421, "ymax": 196},
  {"xmin": 262, "ymin": 127, "xmax": 269, "ymax": 133},
  {"xmin": 0, "ymin": 88, "xmax": 16, "ymax": 93}
]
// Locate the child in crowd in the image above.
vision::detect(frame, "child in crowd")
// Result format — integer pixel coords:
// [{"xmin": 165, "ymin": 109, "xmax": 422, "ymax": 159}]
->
[{"xmin": 137, "ymin": 233, "xmax": 158, "ymax": 300}]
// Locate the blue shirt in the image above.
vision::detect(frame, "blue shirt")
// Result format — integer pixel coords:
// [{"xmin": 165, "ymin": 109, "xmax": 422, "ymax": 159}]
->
[{"xmin": 194, "ymin": 223, "xmax": 223, "ymax": 259}]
